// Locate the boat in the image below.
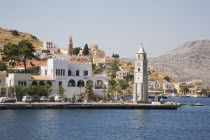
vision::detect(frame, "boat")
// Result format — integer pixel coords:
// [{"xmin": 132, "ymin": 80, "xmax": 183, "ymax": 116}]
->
[
  {"xmin": 149, "ymin": 95, "xmax": 167, "ymax": 102},
  {"xmin": 189, "ymin": 103, "xmax": 204, "ymax": 106}
]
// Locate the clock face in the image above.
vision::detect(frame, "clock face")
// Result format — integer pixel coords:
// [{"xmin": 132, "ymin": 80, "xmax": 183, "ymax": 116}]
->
[{"xmin": 137, "ymin": 62, "xmax": 141, "ymax": 66}]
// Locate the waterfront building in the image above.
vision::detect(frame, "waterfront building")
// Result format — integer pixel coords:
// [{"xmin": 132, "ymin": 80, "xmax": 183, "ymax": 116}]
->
[
  {"xmin": 162, "ymin": 82, "xmax": 175, "ymax": 94},
  {"xmin": 0, "ymin": 71, "xmax": 8, "ymax": 96},
  {"xmin": 148, "ymin": 80, "xmax": 163, "ymax": 91},
  {"xmin": 7, "ymin": 58, "xmax": 106, "ymax": 98},
  {"xmin": 133, "ymin": 46, "xmax": 149, "ymax": 103}
]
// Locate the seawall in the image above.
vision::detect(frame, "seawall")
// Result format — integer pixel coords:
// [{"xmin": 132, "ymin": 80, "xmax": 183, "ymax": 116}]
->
[{"xmin": 0, "ymin": 103, "xmax": 179, "ymax": 110}]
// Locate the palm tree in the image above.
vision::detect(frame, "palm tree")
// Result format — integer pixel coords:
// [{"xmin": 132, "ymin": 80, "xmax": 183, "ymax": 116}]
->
[
  {"xmin": 102, "ymin": 85, "xmax": 107, "ymax": 100},
  {"xmin": 57, "ymin": 85, "xmax": 64, "ymax": 96},
  {"xmin": 84, "ymin": 84, "xmax": 93, "ymax": 101}
]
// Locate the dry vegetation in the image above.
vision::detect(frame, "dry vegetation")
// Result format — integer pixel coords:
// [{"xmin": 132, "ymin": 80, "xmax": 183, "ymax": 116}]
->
[{"xmin": 0, "ymin": 28, "xmax": 43, "ymax": 48}]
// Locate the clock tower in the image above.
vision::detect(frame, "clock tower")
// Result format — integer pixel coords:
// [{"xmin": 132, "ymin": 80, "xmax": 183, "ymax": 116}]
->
[{"xmin": 133, "ymin": 45, "xmax": 148, "ymax": 103}]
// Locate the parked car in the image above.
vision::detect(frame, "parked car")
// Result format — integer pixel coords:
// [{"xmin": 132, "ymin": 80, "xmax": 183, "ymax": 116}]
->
[
  {"xmin": 47, "ymin": 96, "xmax": 54, "ymax": 102},
  {"xmin": 77, "ymin": 98, "xmax": 82, "ymax": 102},
  {"xmin": 32, "ymin": 96, "xmax": 40, "ymax": 102},
  {"xmin": 3, "ymin": 98, "xmax": 16, "ymax": 103},
  {"xmin": 0, "ymin": 97, "xmax": 8, "ymax": 103},
  {"xmin": 40, "ymin": 96, "xmax": 48, "ymax": 102},
  {"xmin": 54, "ymin": 96, "xmax": 63, "ymax": 102},
  {"xmin": 22, "ymin": 96, "xmax": 32, "ymax": 102}
]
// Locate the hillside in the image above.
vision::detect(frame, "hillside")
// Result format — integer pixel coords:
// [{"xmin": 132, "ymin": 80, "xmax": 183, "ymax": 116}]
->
[
  {"xmin": 0, "ymin": 28, "xmax": 43, "ymax": 48},
  {"xmin": 148, "ymin": 40, "xmax": 210, "ymax": 86}
]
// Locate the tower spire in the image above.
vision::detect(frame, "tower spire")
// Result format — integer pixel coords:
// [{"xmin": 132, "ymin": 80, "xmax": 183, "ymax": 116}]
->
[{"xmin": 67, "ymin": 36, "xmax": 73, "ymax": 56}]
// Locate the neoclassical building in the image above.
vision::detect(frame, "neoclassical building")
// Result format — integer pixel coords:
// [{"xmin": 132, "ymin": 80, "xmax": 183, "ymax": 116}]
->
[{"xmin": 7, "ymin": 58, "xmax": 106, "ymax": 98}]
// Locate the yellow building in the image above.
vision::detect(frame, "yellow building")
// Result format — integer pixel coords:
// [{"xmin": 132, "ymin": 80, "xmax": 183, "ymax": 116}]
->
[
  {"xmin": 0, "ymin": 71, "xmax": 8, "ymax": 96},
  {"xmin": 93, "ymin": 57, "xmax": 114, "ymax": 67},
  {"xmin": 89, "ymin": 44, "xmax": 105, "ymax": 57}
]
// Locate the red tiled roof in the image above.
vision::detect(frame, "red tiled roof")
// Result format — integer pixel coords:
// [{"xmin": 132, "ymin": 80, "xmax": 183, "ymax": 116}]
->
[
  {"xmin": 30, "ymin": 76, "xmax": 54, "ymax": 81},
  {"xmin": 13, "ymin": 61, "xmax": 47, "ymax": 68}
]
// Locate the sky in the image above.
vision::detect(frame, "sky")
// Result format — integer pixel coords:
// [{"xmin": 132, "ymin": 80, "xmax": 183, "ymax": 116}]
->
[{"xmin": 0, "ymin": 0, "xmax": 210, "ymax": 58}]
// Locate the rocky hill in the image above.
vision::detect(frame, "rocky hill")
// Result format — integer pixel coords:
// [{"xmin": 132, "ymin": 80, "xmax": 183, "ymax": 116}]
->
[
  {"xmin": 0, "ymin": 28, "xmax": 43, "ymax": 48},
  {"xmin": 148, "ymin": 40, "xmax": 210, "ymax": 86}
]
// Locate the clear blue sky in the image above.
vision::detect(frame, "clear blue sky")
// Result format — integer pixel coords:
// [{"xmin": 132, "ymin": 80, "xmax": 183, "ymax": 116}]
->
[{"xmin": 1, "ymin": 0, "xmax": 210, "ymax": 58}]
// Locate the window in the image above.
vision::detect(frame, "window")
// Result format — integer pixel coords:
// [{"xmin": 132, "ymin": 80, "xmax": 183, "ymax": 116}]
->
[
  {"xmin": 63, "ymin": 69, "xmax": 65, "ymax": 76},
  {"xmin": 24, "ymin": 81, "xmax": 26, "ymax": 86},
  {"xmin": 59, "ymin": 81, "xmax": 62, "ymax": 86},
  {"xmin": 45, "ymin": 70, "xmax": 47, "ymax": 75},
  {"xmin": 0, "ymin": 78, "xmax": 2, "ymax": 84},
  {"xmin": 84, "ymin": 71, "xmax": 88, "ymax": 76},
  {"xmin": 138, "ymin": 68, "xmax": 140, "ymax": 72},
  {"xmin": 76, "ymin": 70, "xmax": 80, "ymax": 76},
  {"xmin": 56, "ymin": 69, "xmax": 58, "ymax": 76},
  {"xmin": 58, "ymin": 69, "xmax": 61, "ymax": 76},
  {"xmin": 68, "ymin": 70, "xmax": 71, "ymax": 76}
]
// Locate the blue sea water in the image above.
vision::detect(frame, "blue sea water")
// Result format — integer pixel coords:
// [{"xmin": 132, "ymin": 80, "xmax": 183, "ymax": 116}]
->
[{"xmin": 0, "ymin": 97, "xmax": 210, "ymax": 140}]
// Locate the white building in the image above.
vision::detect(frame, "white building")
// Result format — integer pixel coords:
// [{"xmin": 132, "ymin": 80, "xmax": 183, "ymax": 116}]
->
[
  {"xmin": 43, "ymin": 41, "xmax": 58, "ymax": 53},
  {"xmin": 133, "ymin": 46, "xmax": 149, "ymax": 103},
  {"xmin": 7, "ymin": 58, "xmax": 106, "ymax": 98}
]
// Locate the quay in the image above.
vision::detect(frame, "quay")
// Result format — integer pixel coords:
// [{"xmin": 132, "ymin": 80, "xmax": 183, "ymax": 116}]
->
[{"xmin": 0, "ymin": 102, "xmax": 179, "ymax": 110}]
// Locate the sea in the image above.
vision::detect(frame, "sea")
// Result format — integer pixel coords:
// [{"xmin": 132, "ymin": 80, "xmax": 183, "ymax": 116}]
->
[{"xmin": 0, "ymin": 97, "xmax": 210, "ymax": 140}]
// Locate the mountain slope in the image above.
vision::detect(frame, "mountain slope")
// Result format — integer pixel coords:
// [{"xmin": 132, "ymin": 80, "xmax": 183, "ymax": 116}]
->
[
  {"xmin": 0, "ymin": 28, "xmax": 43, "ymax": 48},
  {"xmin": 148, "ymin": 40, "xmax": 210, "ymax": 86}
]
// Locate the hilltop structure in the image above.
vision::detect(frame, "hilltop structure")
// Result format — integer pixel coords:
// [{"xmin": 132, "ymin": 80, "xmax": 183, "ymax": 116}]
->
[
  {"xmin": 133, "ymin": 46, "xmax": 149, "ymax": 103},
  {"xmin": 67, "ymin": 36, "xmax": 73, "ymax": 56}
]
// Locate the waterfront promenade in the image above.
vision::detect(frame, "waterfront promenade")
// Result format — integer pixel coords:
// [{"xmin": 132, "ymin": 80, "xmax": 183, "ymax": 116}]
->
[{"xmin": 0, "ymin": 102, "xmax": 179, "ymax": 110}]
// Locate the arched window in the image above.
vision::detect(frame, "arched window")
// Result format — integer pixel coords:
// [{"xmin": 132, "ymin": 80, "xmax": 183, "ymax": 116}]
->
[
  {"xmin": 46, "ymin": 81, "xmax": 52, "ymax": 86},
  {"xmin": 24, "ymin": 81, "xmax": 26, "ymax": 86},
  {"xmin": 95, "ymin": 80, "xmax": 103, "ymax": 89},
  {"xmin": 86, "ymin": 80, "xmax": 93, "ymax": 87},
  {"xmin": 39, "ymin": 81, "xmax": 45, "ymax": 86},
  {"xmin": 68, "ymin": 79, "xmax": 75, "ymax": 87},
  {"xmin": 77, "ymin": 80, "xmax": 84, "ymax": 87},
  {"xmin": 32, "ymin": 81, "xmax": 38, "ymax": 86}
]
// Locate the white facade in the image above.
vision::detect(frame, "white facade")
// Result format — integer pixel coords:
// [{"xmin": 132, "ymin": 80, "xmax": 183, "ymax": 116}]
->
[
  {"xmin": 133, "ymin": 46, "xmax": 148, "ymax": 103},
  {"xmin": 8, "ymin": 58, "xmax": 106, "ymax": 98},
  {"xmin": 43, "ymin": 41, "xmax": 58, "ymax": 53}
]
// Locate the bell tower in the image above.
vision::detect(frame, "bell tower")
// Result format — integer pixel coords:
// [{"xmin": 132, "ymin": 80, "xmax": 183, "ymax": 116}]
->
[
  {"xmin": 67, "ymin": 36, "xmax": 73, "ymax": 55},
  {"xmin": 133, "ymin": 44, "xmax": 148, "ymax": 103}
]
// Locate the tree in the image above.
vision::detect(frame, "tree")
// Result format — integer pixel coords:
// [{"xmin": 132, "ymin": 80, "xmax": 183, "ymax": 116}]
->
[
  {"xmin": 3, "ymin": 40, "xmax": 36, "ymax": 72},
  {"xmin": 14, "ymin": 85, "xmax": 26, "ymax": 99},
  {"xmin": 2, "ymin": 43, "xmax": 20, "ymax": 64},
  {"xmin": 108, "ymin": 79, "xmax": 117, "ymax": 87},
  {"xmin": 164, "ymin": 76, "xmax": 170, "ymax": 82},
  {"xmin": 112, "ymin": 53, "xmax": 119, "ymax": 58},
  {"xmin": 18, "ymin": 39, "xmax": 36, "ymax": 72},
  {"xmin": 11, "ymin": 30, "xmax": 20, "ymax": 36},
  {"xmin": 84, "ymin": 84, "xmax": 93, "ymax": 101},
  {"xmin": 102, "ymin": 85, "xmax": 107, "ymax": 100},
  {"xmin": 73, "ymin": 47, "xmax": 81, "ymax": 55},
  {"xmin": 0, "ymin": 61, "xmax": 7, "ymax": 71},
  {"xmin": 83, "ymin": 44, "xmax": 89, "ymax": 56},
  {"xmin": 181, "ymin": 87, "xmax": 189, "ymax": 95},
  {"xmin": 111, "ymin": 60, "xmax": 119, "ymax": 71},
  {"xmin": 117, "ymin": 79, "xmax": 128, "ymax": 90},
  {"xmin": 57, "ymin": 85, "xmax": 64, "ymax": 96},
  {"xmin": 44, "ymin": 84, "xmax": 52, "ymax": 96}
]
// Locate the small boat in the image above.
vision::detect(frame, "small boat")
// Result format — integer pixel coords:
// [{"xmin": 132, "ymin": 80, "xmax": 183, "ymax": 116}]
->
[{"xmin": 189, "ymin": 103, "xmax": 204, "ymax": 106}]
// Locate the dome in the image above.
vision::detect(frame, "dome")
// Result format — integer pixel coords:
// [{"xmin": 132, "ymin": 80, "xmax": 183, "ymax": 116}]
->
[{"xmin": 91, "ymin": 44, "xmax": 98, "ymax": 50}]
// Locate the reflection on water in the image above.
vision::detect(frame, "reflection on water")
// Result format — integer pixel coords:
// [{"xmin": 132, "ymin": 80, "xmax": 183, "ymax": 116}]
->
[{"xmin": 0, "ymin": 98, "xmax": 210, "ymax": 140}]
